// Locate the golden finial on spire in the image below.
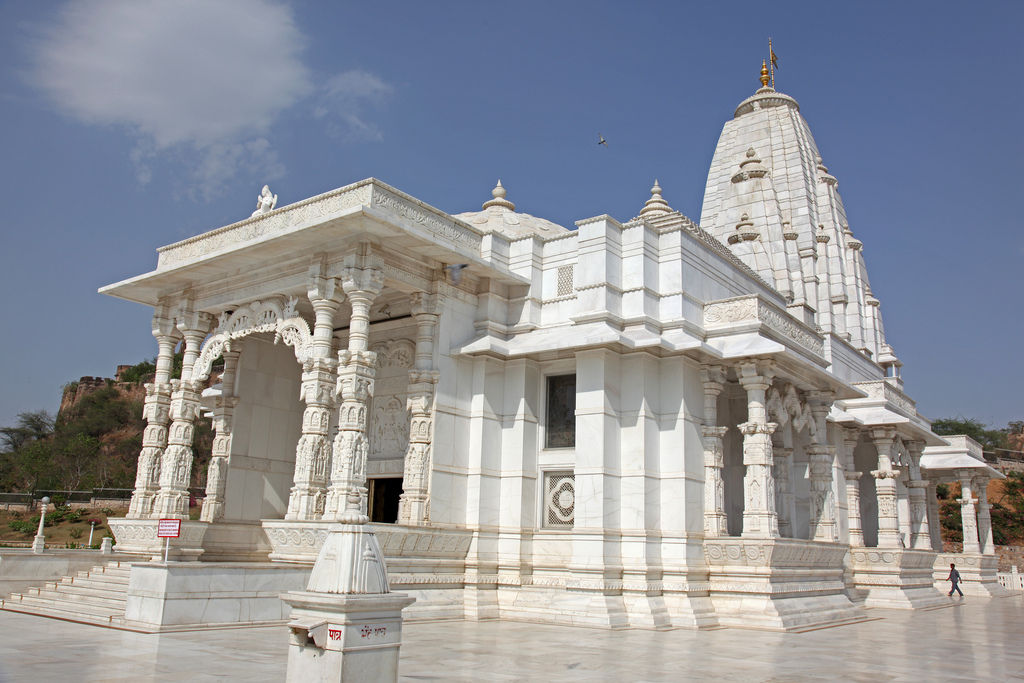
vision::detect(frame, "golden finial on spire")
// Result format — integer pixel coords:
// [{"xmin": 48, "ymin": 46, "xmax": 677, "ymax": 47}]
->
[{"xmin": 759, "ymin": 60, "xmax": 770, "ymax": 87}]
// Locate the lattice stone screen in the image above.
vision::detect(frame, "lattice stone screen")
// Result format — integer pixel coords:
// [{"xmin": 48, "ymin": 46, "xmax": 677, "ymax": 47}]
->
[
  {"xmin": 545, "ymin": 471, "xmax": 575, "ymax": 527},
  {"xmin": 556, "ymin": 265, "xmax": 574, "ymax": 297}
]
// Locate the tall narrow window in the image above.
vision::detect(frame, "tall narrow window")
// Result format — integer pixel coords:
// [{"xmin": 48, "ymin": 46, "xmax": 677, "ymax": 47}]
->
[{"xmin": 546, "ymin": 374, "xmax": 576, "ymax": 448}]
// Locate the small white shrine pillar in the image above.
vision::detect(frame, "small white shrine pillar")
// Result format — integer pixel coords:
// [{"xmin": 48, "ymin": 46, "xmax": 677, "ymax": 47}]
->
[
  {"xmin": 737, "ymin": 359, "xmax": 778, "ymax": 539},
  {"xmin": 956, "ymin": 469, "xmax": 982, "ymax": 554},
  {"xmin": 870, "ymin": 427, "xmax": 901, "ymax": 548},
  {"xmin": 287, "ymin": 270, "xmax": 344, "ymax": 520},
  {"xmin": 326, "ymin": 261, "xmax": 384, "ymax": 519},
  {"xmin": 153, "ymin": 307, "xmax": 212, "ymax": 519},
  {"xmin": 700, "ymin": 364, "xmax": 729, "ymax": 537},
  {"xmin": 974, "ymin": 475, "xmax": 995, "ymax": 555},
  {"xmin": 841, "ymin": 426, "xmax": 864, "ymax": 547},
  {"xmin": 925, "ymin": 476, "xmax": 943, "ymax": 551},
  {"xmin": 282, "ymin": 491, "xmax": 415, "ymax": 682},
  {"xmin": 807, "ymin": 391, "xmax": 837, "ymax": 542},
  {"xmin": 200, "ymin": 348, "xmax": 241, "ymax": 522},
  {"xmin": 903, "ymin": 440, "xmax": 932, "ymax": 550},
  {"xmin": 128, "ymin": 307, "xmax": 179, "ymax": 519},
  {"xmin": 399, "ymin": 292, "xmax": 441, "ymax": 526}
]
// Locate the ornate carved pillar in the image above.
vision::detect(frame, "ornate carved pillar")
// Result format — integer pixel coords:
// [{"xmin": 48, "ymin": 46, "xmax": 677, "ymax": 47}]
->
[
  {"xmin": 956, "ymin": 470, "xmax": 981, "ymax": 554},
  {"xmin": 807, "ymin": 391, "xmax": 837, "ymax": 542},
  {"xmin": 903, "ymin": 439, "xmax": 932, "ymax": 550},
  {"xmin": 700, "ymin": 364, "xmax": 729, "ymax": 537},
  {"xmin": 869, "ymin": 427, "xmax": 901, "ymax": 548},
  {"xmin": 325, "ymin": 264, "xmax": 384, "ymax": 519},
  {"xmin": 200, "ymin": 348, "xmax": 241, "ymax": 523},
  {"xmin": 153, "ymin": 308, "xmax": 213, "ymax": 519},
  {"xmin": 287, "ymin": 272, "xmax": 344, "ymax": 520},
  {"xmin": 128, "ymin": 310, "xmax": 179, "ymax": 519},
  {"xmin": 773, "ymin": 444, "xmax": 794, "ymax": 538},
  {"xmin": 737, "ymin": 359, "xmax": 778, "ymax": 539},
  {"xmin": 841, "ymin": 427, "xmax": 864, "ymax": 547},
  {"xmin": 974, "ymin": 475, "xmax": 994, "ymax": 555},
  {"xmin": 399, "ymin": 292, "xmax": 441, "ymax": 526}
]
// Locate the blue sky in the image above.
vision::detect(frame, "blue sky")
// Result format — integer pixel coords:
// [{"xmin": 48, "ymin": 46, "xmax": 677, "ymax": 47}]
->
[{"xmin": 0, "ymin": 1, "xmax": 1020, "ymax": 432}]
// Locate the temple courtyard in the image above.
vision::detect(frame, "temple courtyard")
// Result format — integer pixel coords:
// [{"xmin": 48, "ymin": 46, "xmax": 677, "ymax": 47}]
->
[{"xmin": 0, "ymin": 594, "xmax": 1021, "ymax": 682}]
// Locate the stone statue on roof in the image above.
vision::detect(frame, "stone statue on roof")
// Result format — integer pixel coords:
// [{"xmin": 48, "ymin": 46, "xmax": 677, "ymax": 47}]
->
[{"xmin": 251, "ymin": 185, "xmax": 278, "ymax": 217}]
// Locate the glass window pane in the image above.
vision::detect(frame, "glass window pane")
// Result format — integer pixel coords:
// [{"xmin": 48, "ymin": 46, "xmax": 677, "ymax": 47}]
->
[{"xmin": 546, "ymin": 374, "xmax": 576, "ymax": 448}]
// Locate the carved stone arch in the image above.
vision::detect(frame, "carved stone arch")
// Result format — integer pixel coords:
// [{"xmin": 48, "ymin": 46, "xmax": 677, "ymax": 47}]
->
[{"xmin": 192, "ymin": 296, "xmax": 314, "ymax": 383}]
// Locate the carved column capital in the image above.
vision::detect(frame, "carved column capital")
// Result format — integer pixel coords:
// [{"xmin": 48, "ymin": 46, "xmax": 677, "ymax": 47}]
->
[
  {"xmin": 736, "ymin": 358, "xmax": 776, "ymax": 389},
  {"xmin": 410, "ymin": 292, "xmax": 441, "ymax": 317}
]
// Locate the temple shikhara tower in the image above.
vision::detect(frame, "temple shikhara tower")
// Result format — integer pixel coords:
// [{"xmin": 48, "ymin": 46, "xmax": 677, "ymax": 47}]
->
[{"xmin": 4, "ymin": 62, "xmax": 1009, "ymax": 631}]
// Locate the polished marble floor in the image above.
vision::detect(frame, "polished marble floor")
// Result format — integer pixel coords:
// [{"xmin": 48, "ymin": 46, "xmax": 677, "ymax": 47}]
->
[{"xmin": 0, "ymin": 595, "xmax": 1021, "ymax": 682}]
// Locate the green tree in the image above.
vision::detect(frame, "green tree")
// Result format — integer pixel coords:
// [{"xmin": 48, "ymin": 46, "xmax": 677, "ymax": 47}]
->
[
  {"xmin": 0, "ymin": 410, "xmax": 54, "ymax": 452},
  {"xmin": 931, "ymin": 416, "xmax": 1008, "ymax": 453}
]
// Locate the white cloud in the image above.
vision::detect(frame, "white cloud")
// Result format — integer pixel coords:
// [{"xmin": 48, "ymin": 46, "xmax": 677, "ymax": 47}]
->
[
  {"xmin": 29, "ymin": 0, "xmax": 312, "ymax": 192},
  {"xmin": 316, "ymin": 69, "xmax": 394, "ymax": 142}
]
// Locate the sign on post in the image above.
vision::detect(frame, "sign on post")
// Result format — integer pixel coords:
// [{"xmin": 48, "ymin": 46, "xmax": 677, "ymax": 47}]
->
[{"xmin": 157, "ymin": 519, "xmax": 181, "ymax": 563}]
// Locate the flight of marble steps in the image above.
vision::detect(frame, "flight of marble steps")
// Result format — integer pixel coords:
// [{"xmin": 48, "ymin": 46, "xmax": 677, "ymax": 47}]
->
[{"xmin": 0, "ymin": 560, "xmax": 132, "ymax": 626}]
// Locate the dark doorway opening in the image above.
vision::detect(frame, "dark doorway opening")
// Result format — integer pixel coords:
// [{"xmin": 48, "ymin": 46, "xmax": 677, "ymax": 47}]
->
[{"xmin": 368, "ymin": 477, "xmax": 404, "ymax": 523}]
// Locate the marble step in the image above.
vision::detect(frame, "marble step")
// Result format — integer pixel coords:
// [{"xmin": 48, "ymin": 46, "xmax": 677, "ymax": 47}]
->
[
  {"xmin": 0, "ymin": 560, "xmax": 133, "ymax": 624},
  {"xmin": 52, "ymin": 581, "xmax": 130, "ymax": 602},
  {"xmin": 6, "ymin": 594, "xmax": 124, "ymax": 618}
]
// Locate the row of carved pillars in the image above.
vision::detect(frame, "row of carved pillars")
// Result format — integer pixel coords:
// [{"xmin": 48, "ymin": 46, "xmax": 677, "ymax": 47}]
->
[
  {"xmin": 128, "ymin": 304, "xmax": 215, "ymax": 520},
  {"xmin": 702, "ymin": 359, "xmax": 839, "ymax": 540},
  {"xmin": 128, "ymin": 265, "xmax": 442, "ymax": 526}
]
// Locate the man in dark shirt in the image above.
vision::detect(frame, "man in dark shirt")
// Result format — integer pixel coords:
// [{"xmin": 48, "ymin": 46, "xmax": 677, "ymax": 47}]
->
[{"xmin": 947, "ymin": 563, "xmax": 963, "ymax": 597}]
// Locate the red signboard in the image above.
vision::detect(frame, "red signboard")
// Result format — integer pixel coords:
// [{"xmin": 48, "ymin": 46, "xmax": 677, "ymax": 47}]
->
[{"xmin": 157, "ymin": 519, "xmax": 181, "ymax": 538}]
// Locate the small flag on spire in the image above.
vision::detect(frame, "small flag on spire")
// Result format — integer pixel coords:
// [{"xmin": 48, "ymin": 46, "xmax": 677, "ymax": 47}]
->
[{"xmin": 770, "ymin": 48, "xmax": 779, "ymax": 70}]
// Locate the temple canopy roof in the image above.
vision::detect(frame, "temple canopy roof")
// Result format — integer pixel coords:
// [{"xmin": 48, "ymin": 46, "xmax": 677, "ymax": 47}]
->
[{"xmin": 454, "ymin": 181, "xmax": 570, "ymax": 238}]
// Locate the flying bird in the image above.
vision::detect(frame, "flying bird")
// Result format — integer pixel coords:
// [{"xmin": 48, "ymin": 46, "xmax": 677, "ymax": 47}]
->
[
  {"xmin": 444, "ymin": 264, "xmax": 469, "ymax": 285},
  {"xmin": 598, "ymin": 134, "xmax": 609, "ymax": 147}
]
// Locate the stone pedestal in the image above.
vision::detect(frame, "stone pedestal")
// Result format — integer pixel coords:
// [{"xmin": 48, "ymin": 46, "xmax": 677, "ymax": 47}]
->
[
  {"xmin": 107, "ymin": 518, "xmax": 208, "ymax": 562},
  {"xmin": 848, "ymin": 548, "xmax": 945, "ymax": 608},
  {"xmin": 284, "ymin": 592, "xmax": 415, "ymax": 683},
  {"xmin": 934, "ymin": 553, "xmax": 1015, "ymax": 597},
  {"xmin": 281, "ymin": 491, "xmax": 415, "ymax": 682},
  {"xmin": 704, "ymin": 537, "xmax": 860, "ymax": 630}
]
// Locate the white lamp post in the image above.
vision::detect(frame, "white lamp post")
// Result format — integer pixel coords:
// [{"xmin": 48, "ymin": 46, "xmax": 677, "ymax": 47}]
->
[
  {"xmin": 31, "ymin": 496, "xmax": 50, "ymax": 554},
  {"xmin": 88, "ymin": 520, "xmax": 96, "ymax": 548}
]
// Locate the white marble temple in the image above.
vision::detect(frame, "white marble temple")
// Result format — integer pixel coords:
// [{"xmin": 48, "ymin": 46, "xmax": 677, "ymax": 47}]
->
[{"xmin": 65, "ymin": 64, "xmax": 999, "ymax": 634}]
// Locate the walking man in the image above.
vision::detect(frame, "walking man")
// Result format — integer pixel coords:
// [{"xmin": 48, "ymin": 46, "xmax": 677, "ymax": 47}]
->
[{"xmin": 947, "ymin": 562, "xmax": 963, "ymax": 597}]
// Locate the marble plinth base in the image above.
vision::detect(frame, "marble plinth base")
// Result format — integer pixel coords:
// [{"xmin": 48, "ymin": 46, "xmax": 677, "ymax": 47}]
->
[
  {"xmin": 934, "ymin": 553, "xmax": 1014, "ymax": 597},
  {"xmin": 263, "ymin": 520, "xmax": 472, "ymax": 564},
  {"xmin": 202, "ymin": 521, "xmax": 274, "ymax": 562},
  {"xmin": 123, "ymin": 561, "xmax": 310, "ymax": 630},
  {"xmin": 705, "ymin": 538, "xmax": 861, "ymax": 631},
  {"xmin": 848, "ymin": 547, "xmax": 946, "ymax": 608},
  {"xmin": 283, "ymin": 591, "xmax": 416, "ymax": 683},
  {"xmin": 108, "ymin": 519, "xmax": 207, "ymax": 562}
]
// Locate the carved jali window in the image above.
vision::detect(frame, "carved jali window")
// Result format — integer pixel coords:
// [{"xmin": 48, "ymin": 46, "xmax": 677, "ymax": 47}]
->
[
  {"xmin": 545, "ymin": 471, "xmax": 575, "ymax": 528},
  {"xmin": 556, "ymin": 265, "xmax": 574, "ymax": 297},
  {"xmin": 545, "ymin": 374, "xmax": 576, "ymax": 449}
]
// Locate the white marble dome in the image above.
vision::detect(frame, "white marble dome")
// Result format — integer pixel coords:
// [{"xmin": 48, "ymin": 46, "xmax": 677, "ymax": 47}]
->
[{"xmin": 455, "ymin": 181, "xmax": 570, "ymax": 238}]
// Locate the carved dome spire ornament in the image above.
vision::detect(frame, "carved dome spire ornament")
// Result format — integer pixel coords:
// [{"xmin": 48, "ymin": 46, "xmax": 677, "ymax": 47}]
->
[
  {"xmin": 728, "ymin": 212, "xmax": 760, "ymax": 244},
  {"xmin": 759, "ymin": 60, "xmax": 771, "ymax": 88},
  {"xmin": 481, "ymin": 180, "xmax": 515, "ymax": 211},
  {"xmin": 731, "ymin": 147, "xmax": 769, "ymax": 183},
  {"xmin": 639, "ymin": 180, "xmax": 673, "ymax": 217}
]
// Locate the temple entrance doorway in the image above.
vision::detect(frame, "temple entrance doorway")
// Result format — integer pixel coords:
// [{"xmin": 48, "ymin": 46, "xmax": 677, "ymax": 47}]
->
[{"xmin": 369, "ymin": 477, "xmax": 404, "ymax": 523}]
